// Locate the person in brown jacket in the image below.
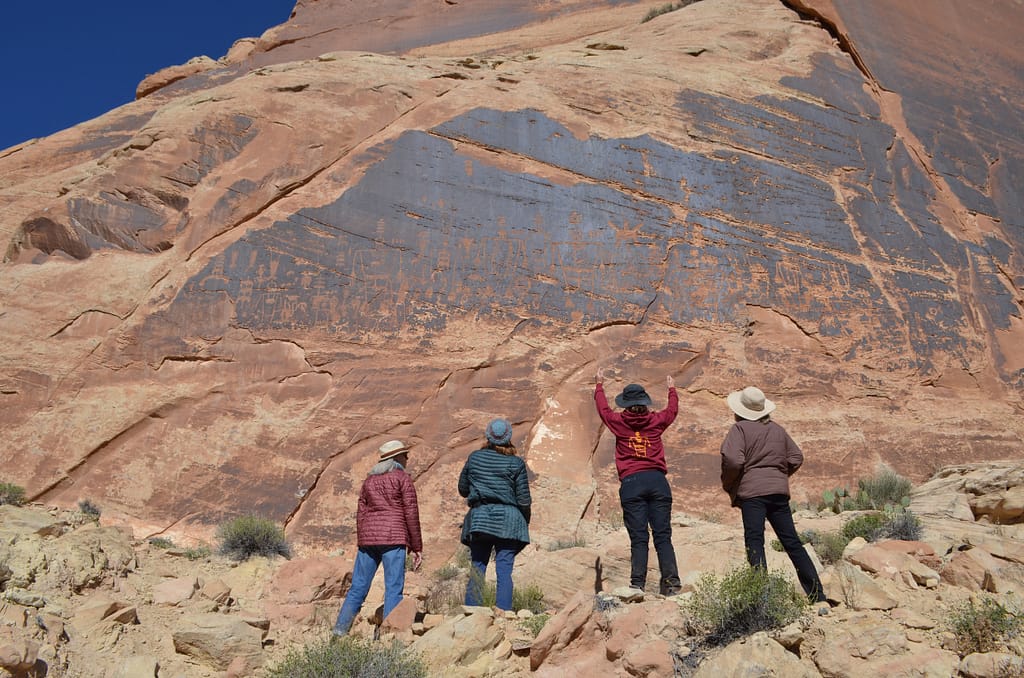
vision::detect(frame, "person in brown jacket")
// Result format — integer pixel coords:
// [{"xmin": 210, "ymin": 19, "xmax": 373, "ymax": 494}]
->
[
  {"xmin": 720, "ymin": 386, "xmax": 825, "ymax": 602},
  {"xmin": 333, "ymin": 439, "xmax": 423, "ymax": 636}
]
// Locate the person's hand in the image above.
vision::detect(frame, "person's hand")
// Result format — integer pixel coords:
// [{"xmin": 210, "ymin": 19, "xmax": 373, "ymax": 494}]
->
[
  {"xmin": 411, "ymin": 551, "xmax": 423, "ymax": 571},
  {"xmin": 666, "ymin": 375, "xmax": 675, "ymax": 388},
  {"xmin": 596, "ymin": 367, "xmax": 604, "ymax": 384}
]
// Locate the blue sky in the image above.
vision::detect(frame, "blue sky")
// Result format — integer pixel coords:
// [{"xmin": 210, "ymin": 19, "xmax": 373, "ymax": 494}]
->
[{"xmin": 1, "ymin": 1, "xmax": 294, "ymax": 151}]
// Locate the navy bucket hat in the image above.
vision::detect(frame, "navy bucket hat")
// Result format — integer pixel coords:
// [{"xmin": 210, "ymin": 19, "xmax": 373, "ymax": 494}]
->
[{"xmin": 615, "ymin": 384, "xmax": 653, "ymax": 408}]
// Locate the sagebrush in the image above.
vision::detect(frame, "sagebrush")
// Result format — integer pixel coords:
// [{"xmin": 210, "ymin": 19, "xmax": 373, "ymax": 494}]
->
[
  {"xmin": 520, "ymin": 613, "xmax": 550, "ymax": 637},
  {"xmin": 857, "ymin": 466, "xmax": 912, "ymax": 509},
  {"xmin": 810, "ymin": 508, "xmax": 922, "ymax": 563},
  {"xmin": 684, "ymin": 566, "xmax": 807, "ymax": 646},
  {"xmin": 0, "ymin": 482, "xmax": 26, "ymax": 506},
  {"xmin": 948, "ymin": 597, "xmax": 1022, "ymax": 655},
  {"xmin": 216, "ymin": 515, "xmax": 291, "ymax": 561},
  {"xmin": 265, "ymin": 635, "xmax": 426, "ymax": 678}
]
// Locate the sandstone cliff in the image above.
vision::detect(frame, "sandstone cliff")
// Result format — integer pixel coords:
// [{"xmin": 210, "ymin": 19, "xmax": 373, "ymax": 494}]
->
[{"xmin": 0, "ymin": 0, "xmax": 1021, "ymax": 563}]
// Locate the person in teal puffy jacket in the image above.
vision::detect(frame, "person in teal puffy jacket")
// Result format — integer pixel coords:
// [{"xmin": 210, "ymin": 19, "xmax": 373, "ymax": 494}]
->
[{"xmin": 459, "ymin": 418, "xmax": 532, "ymax": 610}]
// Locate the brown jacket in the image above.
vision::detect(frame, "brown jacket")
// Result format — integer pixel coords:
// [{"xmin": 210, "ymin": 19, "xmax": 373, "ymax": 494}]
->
[{"xmin": 720, "ymin": 419, "xmax": 803, "ymax": 507}]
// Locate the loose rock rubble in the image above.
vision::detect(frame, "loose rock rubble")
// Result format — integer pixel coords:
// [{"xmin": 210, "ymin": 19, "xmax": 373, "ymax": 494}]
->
[{"xmin": 1, "ymin": 462, "xmax": 1022, "ymax": 677}]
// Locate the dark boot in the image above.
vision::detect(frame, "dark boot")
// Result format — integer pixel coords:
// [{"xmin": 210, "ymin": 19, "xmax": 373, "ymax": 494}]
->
[{"xmin": 659, "ymin": 575, "xmax": 681, "ymax": 596}]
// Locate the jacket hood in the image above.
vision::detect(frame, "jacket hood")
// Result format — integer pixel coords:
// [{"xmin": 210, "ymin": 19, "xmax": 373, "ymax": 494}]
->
[{"xmin": 621, "ymin": 409, "xmax": 653, "ymax": 428}]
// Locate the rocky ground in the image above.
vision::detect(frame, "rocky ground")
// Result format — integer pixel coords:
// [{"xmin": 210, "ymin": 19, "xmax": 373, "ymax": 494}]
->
[{"xmin": 2, "ymin": 461, "xmax": 1024, "ymax": 677}]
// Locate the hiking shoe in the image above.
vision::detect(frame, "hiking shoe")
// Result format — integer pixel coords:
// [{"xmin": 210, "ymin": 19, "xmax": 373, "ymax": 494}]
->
[{"xmin": 659, "ymin": 577, "xmax": 682, "ymax": 596}]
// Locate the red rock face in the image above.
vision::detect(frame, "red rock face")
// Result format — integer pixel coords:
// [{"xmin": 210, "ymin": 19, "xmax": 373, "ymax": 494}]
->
[{"xmin": 0, "ymin": 0, "xmax": 1021, "ymax": 554}]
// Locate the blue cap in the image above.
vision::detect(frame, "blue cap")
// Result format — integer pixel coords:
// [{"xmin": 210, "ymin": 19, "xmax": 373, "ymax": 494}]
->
[{"xmin": 485, "ymin": 418, "xmax": 513, "ymax": 446}]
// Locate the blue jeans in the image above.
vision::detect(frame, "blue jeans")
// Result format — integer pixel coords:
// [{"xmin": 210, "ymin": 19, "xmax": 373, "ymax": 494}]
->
[
  {"xmin": 620, "ymin": 470, "xmax": 680, "ymax": 593},
  {"xmin": 332, "ymin": 545, "xmax": 407, "ymax": 635},
  {"xmin": 740, "ymin": 494, "xmax": 825, "ymax": 602},
  {"xmin": 465, "ymin": 536, "xmax": 525, "ymax": 610}
]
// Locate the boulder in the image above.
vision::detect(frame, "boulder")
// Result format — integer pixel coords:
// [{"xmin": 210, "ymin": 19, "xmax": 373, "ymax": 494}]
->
[{"xmin": 171, "ymin": 613, "xmax": 265, "ymax": 671}]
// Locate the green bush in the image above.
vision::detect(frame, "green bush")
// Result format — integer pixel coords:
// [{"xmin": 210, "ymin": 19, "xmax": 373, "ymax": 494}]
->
[
  {"xmin": 810, "ymin": 508, "xmax": 923, "ymax": 565},
  {"xmin": 811, "ymin": 531, "xmax": 849, "ymax": 565},
  {"xmin": 512, "ymin": 584, "xmax": 547, "ymax": 614},
  {"xmin": 433, "ymin": 563, "xmax": 460, "ymax": 581},
  {"xmin": 771, "ymin": 531, "xmax": 813, "ymax": 552},
  {"xmin": 841, "ymin": 509, "xmax": 921, "ymax": 543},
  {"xmin": 468, "ymin": 569, "xmax": 546, "ymax": 613},
  {"xmin": 216, "ymin": 515, "xmax": 291, "ymax": 561},
  {"xmin": 265, "ymin": 635, "xmax": 426, "ymax": 678},
  {"xmin": 948, "ymin": 597, "xmax": 1022, "ymax": 655},
  {"xmin": 684, "ymin": 566, "xmax": 807, "ymax": 646},
  {"xmin": 424, "ymin": 560, "xmax": 468, "ymax": 614},
  {"xmin": 184, "ymin": 544, "xmax": 212, "ymax": 561},
  {"xmin": 520, "ymin": 613, "xmax": 550, "ymax": 637},
  {"xmin": 482, "ymin": 582, "xmax": 546, "ymax": 614},
  {"xmin": 841, "ymin": 512, "xmax": 887, "ymax": 542},
  {"xmin": 880, "ymin": 508, "xmax": 923, "ymax": 541},
  {"xmin": 0, "ymin": 482, "xmax": 27, "ymax": 506},
  {"xmin": 857, "ymin": 467, "xmax": 912, "ymax": 509},
  {"xmin": 148, "ymin": 537, "xmax": 175, "ymax": 549}
]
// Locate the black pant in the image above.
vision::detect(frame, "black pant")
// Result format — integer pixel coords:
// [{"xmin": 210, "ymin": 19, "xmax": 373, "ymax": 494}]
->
[
  {"xmin": 740, "ymin": 494, "xmax": 825, "ymax": 602},
  {"xmin": 619, "ymin": 470, "xmax": 680, "ymax": 593}
]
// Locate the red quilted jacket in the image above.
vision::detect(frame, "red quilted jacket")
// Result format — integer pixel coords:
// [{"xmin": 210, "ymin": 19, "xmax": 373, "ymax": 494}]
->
[{"xmin": 355, "ymin": 467, "xmax": 423, "ymax": 552}]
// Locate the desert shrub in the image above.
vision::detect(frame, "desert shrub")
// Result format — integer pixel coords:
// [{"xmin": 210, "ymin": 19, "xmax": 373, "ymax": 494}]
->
[
  {"xmin": 684, "ymin": 566, "xmax": 807, "ymax": 646},
  {"xmin": 265, "ymin": 634, "xmax": 426, "ymax": 678},
  {"xmin": 841, "ymin": 512, "xmax": 887, "ymax": 542},
  {"xmin": 770, "ymin": 531, "xmax": 813, "ymax": 552},
  {"xmin": 148, "ymin": 537, "xmax": 175, "ymax": 549},
  {"xmin": 640, "ymin": 0, "xmax": 702, "ymax": 24},
  {"xmin": 216, "ymin": 515, "xmax": 291, "ymax": 561},
  {"xmin": 425, "ymin": 564, "xmax": 466, "ymax": 614},
  {"xmin": 185, "ymin": 544, "xmax": 212, "ymax": 561},
  {"xmin": 469, "ymin": 572, "xmax": 546, "ymax": 613},
  {"xmin": 0, "ymin": 482, "xmax": 27, "ymax": 506},
  {"xmin": 512, "ymin": 584, "xmax": 547, "ymax": 614},
  {"xmin": 841, "ymin": 508, "xmax": 922, "ymax": 543},
  {"xmin": 856, "ymin": 467, "xmax": 912, "ymax": 509},
  {"xmin": 78, "ymin": 499, "xmax": 102, "ymax": 520},
  {"xmin": 810, "ymin": 530, "xmax": 850, "ymax": 565},
  {"xmin": 433, "ymin": 563, "xmax": 460, "ymax": 581},
  {"xmin": 698, "ymin": 510, "xmax": 723, "ymax": 524},
  {"xmin": 948, "ymin": 597, "xmax": 1022, "ymax": 655},
  {"xmin": 879, "ymin": 508, "xmax": 923, "ymax": 541},
  {"xmin": 547, "ymin": 536, "xmax": 587, "ymax": 551},
  {"xmin": 520, "ymin": 613, "xmax": 550, "ymax": 637}
]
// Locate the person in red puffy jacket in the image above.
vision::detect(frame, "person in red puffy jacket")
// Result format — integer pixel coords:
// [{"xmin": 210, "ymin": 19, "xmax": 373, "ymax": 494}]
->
[{"xmin": 333, "ymin": 439, "xmax": 423, "ymax": 636}]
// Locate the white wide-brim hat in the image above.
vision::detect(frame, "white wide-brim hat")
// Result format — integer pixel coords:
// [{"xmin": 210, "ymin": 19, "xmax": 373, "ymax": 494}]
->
[
  {"xmin": 378, "ymin": 440, "xmax": 411, "ymax": 461},
  {"xmin": 727, "ymin": 386, "xmax": 776, "ymax": 420}
]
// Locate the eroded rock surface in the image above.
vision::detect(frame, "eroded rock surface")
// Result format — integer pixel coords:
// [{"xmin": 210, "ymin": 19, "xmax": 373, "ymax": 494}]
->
[{"xmin": 0, "ymin": 0, "xmax": 1020, "ymax": 560}]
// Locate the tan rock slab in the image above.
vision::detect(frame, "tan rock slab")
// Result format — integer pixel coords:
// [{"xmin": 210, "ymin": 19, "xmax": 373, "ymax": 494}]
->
[
  {"xmin": 695, "ymin": 632, "xmax": 819, "ymax": 678},
  {"xmin": 152, "ymin": 576, "xmax": 198, "ymax": 606}
]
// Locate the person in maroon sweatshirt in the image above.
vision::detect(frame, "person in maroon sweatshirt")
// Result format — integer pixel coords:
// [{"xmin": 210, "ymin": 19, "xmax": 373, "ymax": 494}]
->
[{"xmin": 595, "ymin": 368, "xmax": 681, "ymax": 595}]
